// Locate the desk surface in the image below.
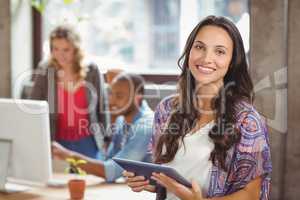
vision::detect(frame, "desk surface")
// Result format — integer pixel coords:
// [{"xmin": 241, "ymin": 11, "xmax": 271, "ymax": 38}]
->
[{"xmin": 0, "ymin": 174, "xmax": 156, "ymax": 200}]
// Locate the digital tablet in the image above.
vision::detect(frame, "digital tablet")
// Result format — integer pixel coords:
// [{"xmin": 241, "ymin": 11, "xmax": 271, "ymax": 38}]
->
[{"xmin": 112, "ymin": 157, "xmax": 192, "ymax": 188}]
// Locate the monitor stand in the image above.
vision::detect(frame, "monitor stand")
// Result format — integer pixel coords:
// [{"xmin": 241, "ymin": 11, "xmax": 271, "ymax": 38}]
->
[{"xmin": 0, "ymin": 139, "xmax": 29, "ymax": 193}]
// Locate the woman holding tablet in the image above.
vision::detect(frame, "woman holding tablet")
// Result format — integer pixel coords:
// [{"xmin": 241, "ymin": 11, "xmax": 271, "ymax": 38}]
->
[{"xmin": 124, "ymin": 15, "xmax": 272, "ymax": 200}]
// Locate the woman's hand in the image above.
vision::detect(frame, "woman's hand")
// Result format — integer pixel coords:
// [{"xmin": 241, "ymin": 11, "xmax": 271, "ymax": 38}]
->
[
  {"xmin": 123, "ymin": 171, "xmax": 156, "ymax": 193},
  {"xmin": 151, "ymin": 172, "xmax": 205, "ymax": 200}
]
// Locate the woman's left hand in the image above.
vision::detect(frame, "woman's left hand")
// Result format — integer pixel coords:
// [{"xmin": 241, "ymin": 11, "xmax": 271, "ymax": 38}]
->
[{"xmin": 151, "ymin": 172, "xmax": 205, "ymax": 200}]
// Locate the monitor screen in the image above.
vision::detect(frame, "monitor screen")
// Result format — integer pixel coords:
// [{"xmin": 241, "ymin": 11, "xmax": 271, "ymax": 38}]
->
[{"xmin": 0, "ymin": 98, "xmax": 52, "ymax": 186}]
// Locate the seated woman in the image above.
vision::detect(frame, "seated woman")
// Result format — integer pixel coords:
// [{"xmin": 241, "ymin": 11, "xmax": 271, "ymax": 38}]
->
[
  {"xmin": 30, "ymin": 25, "xmax": 108, "ymax": 159},
  {"xmin": 124, "ymin": 15, "xmax": 272, "ymax": 200}
]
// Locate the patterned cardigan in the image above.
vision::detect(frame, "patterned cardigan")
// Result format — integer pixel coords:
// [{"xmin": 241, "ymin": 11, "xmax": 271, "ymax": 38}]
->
[{"xmin": 149, "ymin": 96, "xmax": 272, "ymax": 200}]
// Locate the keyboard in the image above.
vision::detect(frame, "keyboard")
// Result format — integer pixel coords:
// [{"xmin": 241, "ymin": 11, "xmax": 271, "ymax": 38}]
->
[
  {"xmin": 47, "ymin": 178, "xmax": 68, "ymax": 187},
  {"xmin": 0, "ymin": 183, "xmax": 29, "ymax": 193}
]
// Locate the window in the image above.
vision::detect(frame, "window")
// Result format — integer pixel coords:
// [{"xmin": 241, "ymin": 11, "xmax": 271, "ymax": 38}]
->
[{"xmin": 42, "ymin": 0, "xmax": 249, "ymax": 74}]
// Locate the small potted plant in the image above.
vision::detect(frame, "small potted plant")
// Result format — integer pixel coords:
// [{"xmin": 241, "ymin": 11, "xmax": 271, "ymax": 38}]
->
[{"xmin": 65, "ymin": 158, "xmax": 87, "ymax": 200}]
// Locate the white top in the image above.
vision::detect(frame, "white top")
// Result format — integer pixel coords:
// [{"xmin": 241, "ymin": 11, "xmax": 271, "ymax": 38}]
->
[{"xmin": 164, "ymin": 121, "xmax": 215, "ymax": 200}]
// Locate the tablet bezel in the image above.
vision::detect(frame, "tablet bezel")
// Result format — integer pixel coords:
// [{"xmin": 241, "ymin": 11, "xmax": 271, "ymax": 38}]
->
[{"xmin": 112, "ymin": 157, "xmax": 192, "ymax": 188}]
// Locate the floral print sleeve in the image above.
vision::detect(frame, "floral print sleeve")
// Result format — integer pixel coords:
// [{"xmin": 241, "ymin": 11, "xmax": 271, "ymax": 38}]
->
[
  {"xmin": 147, "ymin": 96, "xmax": 174, "ymax": 160},
  {"xmin": 150, "ymin": 99, "xmax": 272, "ymax": 200},
  {"xmin": 208, "ymin": 102, "xmax": 272, "ymax": 200}
]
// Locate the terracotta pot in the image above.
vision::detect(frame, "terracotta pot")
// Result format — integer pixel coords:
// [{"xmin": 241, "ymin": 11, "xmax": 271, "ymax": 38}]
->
[{"xmin": 68, "ymin": 179, "xmax": 86, "ymax": 200}]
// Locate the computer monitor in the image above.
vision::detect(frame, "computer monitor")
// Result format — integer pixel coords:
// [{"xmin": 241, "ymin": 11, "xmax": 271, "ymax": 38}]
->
[{"xmin": 0, "ymin": 98, "xmax": 52, "ymax": 192}]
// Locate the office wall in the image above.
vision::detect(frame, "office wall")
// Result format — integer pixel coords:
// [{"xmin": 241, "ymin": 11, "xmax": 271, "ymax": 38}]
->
[
  {"xmin": 10, "ymin": 1, "xmax": 33, "ymax": 98},
  {"xmin": 0, "ymin": 1, "xmax": 11, "ymax": 97},
  {"xmin": 250, "ymin": 1, "xmax": 286, "ymax": 199},
  {"xmin": 285, "ymin": 0, "xmax": 300, "ymax": 199},
  {"xmin": 251, "ymin": 0, "xmax": 300, "ymax": 199}
]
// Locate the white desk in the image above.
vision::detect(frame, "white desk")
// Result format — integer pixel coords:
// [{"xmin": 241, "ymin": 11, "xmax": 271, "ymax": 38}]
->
[{"xmin": 0, "ymin": 174, "xmax": 156, "ymax": 200}]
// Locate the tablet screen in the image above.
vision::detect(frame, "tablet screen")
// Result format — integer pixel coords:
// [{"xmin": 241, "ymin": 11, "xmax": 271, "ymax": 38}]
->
[{"xmin": 112, "ymin": 157, "xmax": 192, "ymax": 188}]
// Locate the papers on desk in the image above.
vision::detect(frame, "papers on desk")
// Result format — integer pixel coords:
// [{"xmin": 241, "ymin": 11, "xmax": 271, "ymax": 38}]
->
[
  {"xmin": 47, "ymin": 178, "xmax": 68, "ymax": 188},
  {"xmin": 1, "ymin": 183, "xmax": 29, "ymax": 193}
]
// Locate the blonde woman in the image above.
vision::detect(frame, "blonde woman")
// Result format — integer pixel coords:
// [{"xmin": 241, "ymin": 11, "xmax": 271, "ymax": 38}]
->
[{"xmin": 31, "ymin": 25, "xmax": 108, "ymax": 159}]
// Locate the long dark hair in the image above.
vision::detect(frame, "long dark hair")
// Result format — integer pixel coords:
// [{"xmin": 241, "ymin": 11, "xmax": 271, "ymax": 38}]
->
[{"xmin": 154, "ymin": 16, "xmax": 253, "ymax": 171}]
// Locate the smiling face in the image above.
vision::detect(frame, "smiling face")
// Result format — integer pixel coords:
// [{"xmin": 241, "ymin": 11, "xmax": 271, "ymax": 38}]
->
[
  {"xmin": 51, "ymin": 38, "xmax": 75, "ymax": 69},
  {"xmin": 108, "ymin": 80, "xmax": 136, "ymax": 116},
  {"xmin": 188, "ymin": 25, "xmax": 233, "ymax": 88}
]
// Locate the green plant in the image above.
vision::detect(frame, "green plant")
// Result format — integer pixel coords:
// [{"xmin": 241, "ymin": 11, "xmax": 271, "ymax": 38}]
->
[
  {"xmin": 66, "ymin": 158, "xmax": 87, "ymax": 200},
  {"xmin": 65, "ymin": 158, "xmax": 87, "ymax": 176},
  {"xmin": 30, "ymin": 0, "xmax": 75, "ymax": 14},
  {"xmin": 31, "ymin": 0, "xmax": 48, "ymax": 13}
]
